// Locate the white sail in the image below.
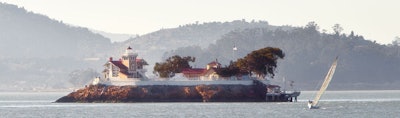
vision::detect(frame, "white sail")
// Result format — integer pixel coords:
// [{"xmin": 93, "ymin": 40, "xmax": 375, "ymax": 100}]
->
[{"xmin": 310, "ymin": 57, "xmax": 338, "ymax": 108}]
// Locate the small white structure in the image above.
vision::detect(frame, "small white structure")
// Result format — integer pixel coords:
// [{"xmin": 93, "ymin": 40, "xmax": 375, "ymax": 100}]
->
[{"xmin": 92, "ymin": 77, "xmax": 100, "ymax": 85}]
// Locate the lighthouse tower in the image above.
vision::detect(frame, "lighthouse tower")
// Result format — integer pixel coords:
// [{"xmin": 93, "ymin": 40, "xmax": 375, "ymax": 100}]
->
[
  {"xmin": 103, "ymin": 46, "xmax": 148, "ymax": 81},
  {"xmin": 121, "ymin": 46, "xmax": 138, "ymax": 77}
]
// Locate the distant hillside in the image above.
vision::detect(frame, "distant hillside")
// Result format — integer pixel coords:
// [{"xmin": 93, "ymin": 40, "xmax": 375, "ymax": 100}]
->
[
  {"xmin": 2, "ymin": 2, "xmax": 399, "ymax": 90},
  {"xmin": 0, "ymin": 3, "xmax": 111, "ymax": 58},
  {"xmin": 111, "ymin": 20, "xmax": 293, "ymax": 71},
  {"xmin": 164, "ymin": 23, "xmax": 400, "ymax": 90},
  {"xmin": 90, "ymin": 29, "xmax": 136, "ymax": 43},
  {"xmin": 0, "ymin": 3, "xmax": 111, "ymax": 90}
]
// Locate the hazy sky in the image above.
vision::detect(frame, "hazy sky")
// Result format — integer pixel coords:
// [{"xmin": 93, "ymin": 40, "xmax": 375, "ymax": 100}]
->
[{"xmin": 1, "ymin": 0, "xmax": 399, "ymax": 44}]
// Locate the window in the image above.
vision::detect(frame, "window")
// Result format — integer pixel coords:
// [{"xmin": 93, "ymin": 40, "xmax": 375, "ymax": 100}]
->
[{"xmin": 112, "ymin": 71, "xmax": 118, "ymax": 77}]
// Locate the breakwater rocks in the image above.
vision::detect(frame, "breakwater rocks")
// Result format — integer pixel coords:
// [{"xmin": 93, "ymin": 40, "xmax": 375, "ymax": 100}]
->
[{"xmin": 55, "ymin": 81, "xmax": 268, "ymax": 103}]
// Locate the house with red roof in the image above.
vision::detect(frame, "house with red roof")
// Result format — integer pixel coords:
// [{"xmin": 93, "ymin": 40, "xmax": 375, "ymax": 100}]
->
[
  {"xmin": 102, "ymin": 47, "xmax": 148, "ymax": 80},
  {"xmin": 181, "ymin": 60, "xmax": 222, "ymax": 80}
]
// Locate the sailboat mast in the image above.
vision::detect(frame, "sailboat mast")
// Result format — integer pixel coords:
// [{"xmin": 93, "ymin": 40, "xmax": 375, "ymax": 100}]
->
[{"xmin": 312, "ymin": 57, "xmax": 338, "ymax": 106}]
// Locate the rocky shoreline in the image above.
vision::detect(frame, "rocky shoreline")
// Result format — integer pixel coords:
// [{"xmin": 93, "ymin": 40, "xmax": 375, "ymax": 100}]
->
[{"xmin": 55, "ymin": 80, "xmax": 268, "ymax": 103}]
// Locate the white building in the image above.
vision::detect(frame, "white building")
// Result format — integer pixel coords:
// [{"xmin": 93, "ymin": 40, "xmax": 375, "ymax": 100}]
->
[{"xmin": 102, "ymin": 47, "xmax": 148, "ymax": 81}]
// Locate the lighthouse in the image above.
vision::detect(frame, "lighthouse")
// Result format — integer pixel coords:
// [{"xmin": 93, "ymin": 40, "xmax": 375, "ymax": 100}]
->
[
  {"xmin": 121, "ymin": 46, "xmax": 138, "ymax": 77},
  {"xmin": 103, "ymin": 46, "xmax": 148, "ymax": 80}
]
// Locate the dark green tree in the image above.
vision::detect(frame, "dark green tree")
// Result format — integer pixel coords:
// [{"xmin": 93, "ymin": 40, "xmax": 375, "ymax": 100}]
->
[
  {"xmin": 236, "ymin": 47, "xmax": 285, "ymax": 79},
  {"xmin": 215, "ymin": 61, "xmax": 240, "ymax": 77},
  {"xmin": 305, "ymin": 21, "xmax": 319, "ymax": 31},
  {"xmin": 153, "ymin": 55, "xmax": 195, "ymax": 78},
  {"xmin": 392, "ymin": 36, "xmax": 400, "ymax": 46},
  {"xmin": 332, "ymin": 24, "xmax": 343, "ymax": 35}
]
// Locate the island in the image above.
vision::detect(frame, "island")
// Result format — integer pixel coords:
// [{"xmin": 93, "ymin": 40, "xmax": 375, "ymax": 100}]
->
[{"xmin": 56, "ymin": 47, "xmax": 300, "ymax": 103}]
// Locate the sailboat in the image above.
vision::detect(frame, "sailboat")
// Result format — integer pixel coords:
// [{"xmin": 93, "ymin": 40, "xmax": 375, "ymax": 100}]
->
[{"xmin": 308, "ymin": 56, "xmax": 338, "ymax": 109}]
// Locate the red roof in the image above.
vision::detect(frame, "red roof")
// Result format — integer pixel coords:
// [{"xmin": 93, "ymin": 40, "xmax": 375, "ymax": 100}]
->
[
  {"xmin": 110, "ymin": 61, "xmax": 127, "ymax": 70},
  {"xmin": 110, "ymin": 61, "xmax": 128, "ymax": 75},
  {"xmin": 136, "ymin": 58, "xmax": 144, "ymax": 63},
  {"xmin": 136, "ymin": 58, "xmax": 148, "ymax": 65},
  {"xmin": 181, "ymin": 68, "xmax": 206, "ymax": 74}
]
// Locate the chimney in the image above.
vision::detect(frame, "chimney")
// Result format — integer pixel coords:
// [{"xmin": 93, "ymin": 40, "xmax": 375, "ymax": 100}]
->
[{"xmin": 109, "ymin": 57, "xmax": 113, "ymax": 61}]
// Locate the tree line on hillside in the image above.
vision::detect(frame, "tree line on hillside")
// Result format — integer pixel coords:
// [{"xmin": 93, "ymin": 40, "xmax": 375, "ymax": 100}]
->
[{"xmin": 163, "ymin": 22, "xmax": 400, "ymax": 90}]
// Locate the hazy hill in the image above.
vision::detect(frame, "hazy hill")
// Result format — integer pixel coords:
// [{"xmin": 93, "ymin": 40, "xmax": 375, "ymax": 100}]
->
[
  {"xmin": 0, "ymin": 3, "xmax": 111, "ymax": 90},
  {"xmin": 2, "ymin": 2, "xmax": 399, "ymax": 90},
  {"xmin": 111, "ymin": 20, "xmax": 292, "ymax": 72},
  {"xmin": 164, "ymin": 24, "xmax": 400, "ymax": 90},
  {"xmin": 0, "ymin": 3, "xmax": 111, "ymax": 58},
  {"xmin": 90, "ymin": 29, "xmax": 136, "ymax": 43}
]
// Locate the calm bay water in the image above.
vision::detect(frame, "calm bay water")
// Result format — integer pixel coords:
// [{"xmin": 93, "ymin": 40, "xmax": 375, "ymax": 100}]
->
[{"xmin": 1, "ymin": 90, "xmax": 400, "ymax": 118}]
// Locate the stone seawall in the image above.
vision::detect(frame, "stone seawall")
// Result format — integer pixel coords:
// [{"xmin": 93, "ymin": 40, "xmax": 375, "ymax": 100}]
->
[
  {"xmin": 55, "ymin": 80, "xmax": 267, "ymax": 102},
  {"xmin": 105, "ymin": 80, "xmax": 254, "ymax": 86}
]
